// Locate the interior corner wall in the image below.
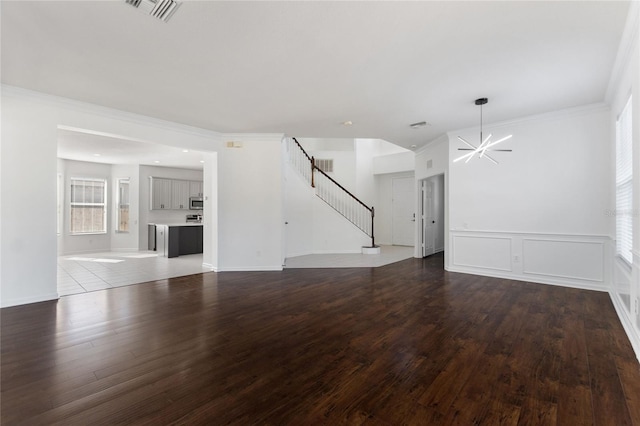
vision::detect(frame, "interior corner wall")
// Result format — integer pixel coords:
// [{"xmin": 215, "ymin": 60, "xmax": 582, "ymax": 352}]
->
[
  {"xmin": 0, "ymin": 86, "xmax": 220, "ymax": 307},
  {"xmin": 217, "ymin": 134, "xmax": 284, "ymax": 271},
  {"xmin": 447, "ymin": 106, "xmax": 612, "ymax": 291}
]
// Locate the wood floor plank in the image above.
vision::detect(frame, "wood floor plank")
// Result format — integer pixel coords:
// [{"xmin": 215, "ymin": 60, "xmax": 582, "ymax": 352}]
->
[{"xmin": 2, "ymin": 253, "xmax": 639, "ymax": 424}]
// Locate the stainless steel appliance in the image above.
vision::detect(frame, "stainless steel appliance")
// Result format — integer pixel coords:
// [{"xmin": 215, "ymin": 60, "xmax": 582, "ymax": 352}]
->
[
  {"xmin": 189, "ymin": 197, "xmax": 203, "ymax": 210},
  {"xmin": 186, "ymin": 214, "xmax": 202, "ymax": 223}
]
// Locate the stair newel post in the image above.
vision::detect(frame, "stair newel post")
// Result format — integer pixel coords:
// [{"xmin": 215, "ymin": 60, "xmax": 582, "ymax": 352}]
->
[
  {"xmin": 370, "ymin": 206, "xmax": 375, "ymax": 247},
  {"xmin": 311, "ymin": 156, "xmax": 316, "ymax": 188}
]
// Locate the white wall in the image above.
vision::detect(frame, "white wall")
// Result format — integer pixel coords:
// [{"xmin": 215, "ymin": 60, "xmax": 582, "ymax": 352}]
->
[
  {"xmin": 202, "ymin": 152, "xmax": 218, "ymax": 271},
  {"xmin": 284, "ymin": 161, "xmax": 314, "ymax": 258},
  {"xmin": 59, "ymin": 159, "xmax": 112, "ymax": 255},
  {"xmin": 216, "ymin": 134, "xmax": 284, "ymax": 271},
  {"xmin": 373, "ymin": 151, "xmax": 415, "ymax": 175},
  {"xmin": 415, "ymin": 135, "xmax": 450, "ymax": 260},
  {"xmin": 1, "ymin": 92, "xmax": 59, "ymax": 306},
  {"xmin": 312, "ymin": 197, "xmax": 371, "ymax": 253},
  {"xmin": 447, "ymin": 105, "xmax": 612, "ymax": 291}
]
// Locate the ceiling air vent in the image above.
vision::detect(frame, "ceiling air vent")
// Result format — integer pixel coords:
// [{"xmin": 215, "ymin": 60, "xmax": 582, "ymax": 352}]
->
[{"xmin": 125, "ymin": 0, "xmax": 181, "ymax": 22}]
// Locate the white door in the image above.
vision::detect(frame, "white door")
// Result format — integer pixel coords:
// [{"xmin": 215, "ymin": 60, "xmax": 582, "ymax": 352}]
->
[
  {"xmin": 422, "ymin": 180, "xmax": 435, "ymax": 257},
  {"xmin": 392, "ymin": 177, "xmax": 415, "ymax": 246}
]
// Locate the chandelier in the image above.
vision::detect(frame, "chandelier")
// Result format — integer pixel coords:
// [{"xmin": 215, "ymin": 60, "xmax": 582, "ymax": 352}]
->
[{"xmin": 454, "ymin": 98, "xmax": 512, "ymax": 164}]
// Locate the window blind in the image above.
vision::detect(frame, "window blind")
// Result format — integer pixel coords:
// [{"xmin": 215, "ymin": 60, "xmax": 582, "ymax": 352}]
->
[
  {"xmin": 70, "ymin": 178, "xmax": 107, "ymax": 234},
  {"xmin": 615, "ymin": 95, "xmax": 633, "ymax": 264}
]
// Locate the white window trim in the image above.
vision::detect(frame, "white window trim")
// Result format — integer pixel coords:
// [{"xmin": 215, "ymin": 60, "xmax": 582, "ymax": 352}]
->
[
  {"xmin": 116, "ymin": 177, "xmax": 130, "ymax": 234},
  {"xmin": 69, "ymin": 177, "xmax": 108, "ymax": 235},
  {"xmin": 57, "ymin": 173, "xmax": 62, "ymax": 235},
  {"xmin": 615, "ymin": 95, "xmax": 633, "ymax": 266}
]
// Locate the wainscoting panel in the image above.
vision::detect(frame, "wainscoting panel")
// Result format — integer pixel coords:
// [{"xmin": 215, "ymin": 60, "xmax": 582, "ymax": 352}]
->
[
  {"xmin": 447, "ymin": 231, "xmax": 610, "ymax": 292},
  {"xmin": 452, "ymin": 235, "xmax": 512, "ymax": 272},
  {"xmin": 522, "ymin": 238, "xmax": 604, "ymax": 282}
]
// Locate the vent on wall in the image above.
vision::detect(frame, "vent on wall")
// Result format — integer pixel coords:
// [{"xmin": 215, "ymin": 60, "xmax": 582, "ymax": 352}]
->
[
  {"xmin": 315, "ymin": 159, "xmax": 334, "ymax": 173},
  {"xmin": 124, "ymin": 0, "xmax": 181, "ymax": 22}
]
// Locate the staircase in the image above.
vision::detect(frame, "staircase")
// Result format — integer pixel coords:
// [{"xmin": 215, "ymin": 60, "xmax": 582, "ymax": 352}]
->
[{"xmin": 286, "ymin": 137, "xmax": 376, "ymax": 248}]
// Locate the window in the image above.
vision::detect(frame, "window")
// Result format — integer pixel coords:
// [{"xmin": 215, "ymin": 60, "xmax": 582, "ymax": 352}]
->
[
  {"xmin": 57, "ymin": 173, "xmax": 62, "ymax": 235},
  {"xmin": 615, "ymin": 95, "xmax": 633, "ymax": 264},
  {"xmin": 70, "ymin": 178, "xmax": 107, "ymax": 234},
  {"xmin": 117, "ymin": 178, "xmax": 130, "ymax": 233}
]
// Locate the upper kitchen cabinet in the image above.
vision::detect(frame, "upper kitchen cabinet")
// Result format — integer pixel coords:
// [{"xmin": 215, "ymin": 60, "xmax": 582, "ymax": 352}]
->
[
  {"xmin": 150, "ymin": 177, "xmax": 172, "ymax": 210},
  {"xmin": 150, "ymin": 177, "xmax": 204, "ymax": 210},
  {"xmin": 172, "ymin": 180, "xmax": 190, "ymax": 210},
  {"xmin": 190, "ymin": 181, "xmax": 203, "ymax": 198}
]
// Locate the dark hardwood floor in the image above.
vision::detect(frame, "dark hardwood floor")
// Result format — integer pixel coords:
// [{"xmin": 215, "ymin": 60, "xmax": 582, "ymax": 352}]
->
[{"xmin": 2, "ymin": 254, "xmax": 640, "ymax": 425}]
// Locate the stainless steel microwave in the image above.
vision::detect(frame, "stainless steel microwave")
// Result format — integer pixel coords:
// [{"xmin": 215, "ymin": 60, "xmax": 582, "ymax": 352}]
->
[{"xmin": 189, "ymin": 197, "xmax": 204, "ymax": 210}]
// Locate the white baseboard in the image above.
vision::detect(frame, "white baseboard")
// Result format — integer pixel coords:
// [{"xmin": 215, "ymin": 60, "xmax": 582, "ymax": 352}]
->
[
  {"xmin": 312, "ymin": 249, "xmax": 362, "ymax": 254},
  {"xmin": 446, "ymin": 265, "xmax": 609, "ymax": 293},
  {"xmin": 610, "ymin": 291, "xmax": 640, "ymax": 364},
  {"xmin": 201, "ymin": 263, "xmax": 217, "ymax": 271},
  {"xmin": 1, "ymin": 292, "xmax": 59, "ymax": 308},
  {"xmin": 216, "ymin": 266, "xmax": 283, "ymax": 272},
  {"xmin": 285, "ymin": 250, "xmax": 313, "ymax": 258}
]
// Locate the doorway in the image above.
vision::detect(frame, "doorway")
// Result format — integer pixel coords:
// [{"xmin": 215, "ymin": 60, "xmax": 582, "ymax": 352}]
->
[
  {"xmin": 420, "ymin": 174, "xmax": 445, "ymax": 257},
  {"xmin": 392, "ymin": 177, "xmax": 416, "ymax": 246}
]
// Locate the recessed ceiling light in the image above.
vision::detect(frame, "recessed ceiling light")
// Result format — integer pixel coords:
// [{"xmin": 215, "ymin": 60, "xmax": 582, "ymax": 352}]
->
[
  {"xmin": 410, "ymin": 145, "xmax": 417, "ymax": 150},
  {"xmin": 154, "ymin": 160, "xmax": 160, "ymax": 164},
  {"xmin": 93, "ymin": 153, "xmax": 101, "ymax": 157},
  {"xmin": 182, "ymin": 149, "xmax": 189, "ymax": 153},
  {"xmin": 199, "ymin": 160, "xmax": 205, "ymax": 163},
  {"xmin": 409, "ymin": 121, "xmax": 430, "ymax": 129},
  {"xmin": 342, "ymin": 121, "xmax": 353, "ymax": 126}
]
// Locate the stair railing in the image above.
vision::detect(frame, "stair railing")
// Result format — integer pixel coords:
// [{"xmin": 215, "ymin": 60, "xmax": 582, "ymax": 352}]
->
[{"xmin": 286, "ymin": 137, "xmax": 376, "ymax": 247}]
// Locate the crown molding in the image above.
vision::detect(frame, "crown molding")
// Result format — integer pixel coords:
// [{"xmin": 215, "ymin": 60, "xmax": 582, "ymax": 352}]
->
[
  {"xmin": 1, "ymin": 84, "xmax": 222, "ymax": 140},
  {"xmin": 221, "ymin": 133, "xmax": 285, "ymax": 143},
  {"xmin": 414, "ymin": 133, "xmax": 449, "ymax": 155},
  {"xmin": 605, "ymin": 0, "xmax": 639, "ymax": 103},
  {"xmin": 447, "ymin": 102, "xmax": 610, "ymax": 137}
]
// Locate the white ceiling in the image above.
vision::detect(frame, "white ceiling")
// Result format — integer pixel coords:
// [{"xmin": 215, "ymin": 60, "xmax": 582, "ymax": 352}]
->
[
  {"xmin": 57, "ymin": 129, "xmax": 207, "ymax": 170},
  {"xmin": 1, "ymin": 1, "xmax": 630, "ymax": 151}
]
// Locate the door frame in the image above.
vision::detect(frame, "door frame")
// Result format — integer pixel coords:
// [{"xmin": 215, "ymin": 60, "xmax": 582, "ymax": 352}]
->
[{"xmin": 418, "ymin": 173, "xmax": 446, "ymax": 259}]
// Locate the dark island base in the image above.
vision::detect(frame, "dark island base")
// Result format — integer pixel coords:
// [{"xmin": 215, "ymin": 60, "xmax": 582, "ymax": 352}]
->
[{"xmin": 168, "ymin": 226, "xmax": 203, "ymax": 258}]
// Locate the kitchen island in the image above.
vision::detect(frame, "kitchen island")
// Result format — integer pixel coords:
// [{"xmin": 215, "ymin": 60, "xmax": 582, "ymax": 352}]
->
[{"xmin": 152, "ymin": 223, "xmax": 203, "ymax": 258}]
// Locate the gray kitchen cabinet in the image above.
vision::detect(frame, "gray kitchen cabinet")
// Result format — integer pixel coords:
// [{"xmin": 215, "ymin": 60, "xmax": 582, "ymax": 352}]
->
[
  {"xmin": 150, "ymin": 177, "xmax": 172, "ymax": 210},
  {"xmin": 172, "ymin": 180, "xmax": 190, "ymax": 210},
  {"xmin": 189, "ymin": 180, "xmax": 203, "ymax": 197}
]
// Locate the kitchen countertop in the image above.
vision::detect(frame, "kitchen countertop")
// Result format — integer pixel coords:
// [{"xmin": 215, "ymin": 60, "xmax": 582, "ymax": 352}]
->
[{"xmin": 149, "ymin": 223, "xmax": 203, "ymax": 227}]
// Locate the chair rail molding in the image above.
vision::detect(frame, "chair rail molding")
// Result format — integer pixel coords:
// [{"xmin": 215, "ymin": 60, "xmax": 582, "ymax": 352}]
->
[{"xmin": 447, "ymin": 229, "xmax": 611, "ymax": 292}]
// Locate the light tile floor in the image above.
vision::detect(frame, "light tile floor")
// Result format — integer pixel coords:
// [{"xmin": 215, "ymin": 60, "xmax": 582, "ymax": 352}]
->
[
  {"xmin": 58, "ymin": 246, "xmax": 416, "ymax": 296},
  {"xmin": 284, "ymin": 245, "xmax": 415, "ymax": 269},
  {"xmin": 57, "ymin": 251, "xmax": 211, "ymax": 296}
]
